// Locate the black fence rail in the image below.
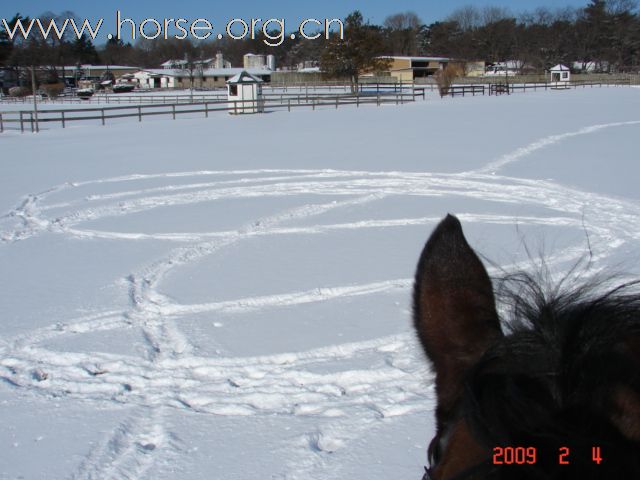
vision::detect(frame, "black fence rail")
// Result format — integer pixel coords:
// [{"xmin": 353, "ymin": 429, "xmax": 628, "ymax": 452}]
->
[
  {"xmin": 442, "ymin": 79, "xmax": 632, "ymax": 98},
  {"xmin": 0, "ymin": 82, "xmax": 420, "ymax": 105},
  {"xmin": 0, "ymin": 90, "xmax": 426, "ymax": 133},
  {"xmin": 447, "ymin": 85, "xmax": 487, "ymax": 97}
]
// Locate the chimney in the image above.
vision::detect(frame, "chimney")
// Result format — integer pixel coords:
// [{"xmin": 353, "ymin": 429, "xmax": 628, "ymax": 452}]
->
[{"xmin": 215, "ymin": 52, "xmax": 224, "ymax": 69}]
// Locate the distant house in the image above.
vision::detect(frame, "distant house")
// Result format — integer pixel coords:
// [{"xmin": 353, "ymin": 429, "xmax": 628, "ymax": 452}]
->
[
  {"xmin": 375, "ymin": 56, "xmax": 450, "ymax": 82},
  {"xmin": 134, "ymin": 68, "xmax": 272, "ymax": 89},
  {"xmin": 134, "ymin": 69, "xmax": 176, "ymax": 89},
  {"xmin": 572, "ymin": 61, "xmax": 609, "ymax": 73},
  {"xmin": 296, "ymin": 60, "xmax": 319, "ymax": 72},
  {"xmin": 484, "ymin": 60, "xmax": 527, "ymax": 77}
]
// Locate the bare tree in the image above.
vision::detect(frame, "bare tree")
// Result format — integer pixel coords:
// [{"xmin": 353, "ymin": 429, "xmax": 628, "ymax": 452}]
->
[
  {"xmin": 448, "ymin": 6, "xmax": 481, "ymax": 31},
  {"xmin": 481, "ymin": 6, "xmax": 512, "ymax": 25},
  {"xmin": 383, "ymin": 11, "xmax": 422, "ymax": 55},
  {"xmin": 606, "ymin": 0, "xmax": 638, "ymax": 15},
  {"xmin": 384, "ymin": 12, "xmax": 421, "ymax": 30}
]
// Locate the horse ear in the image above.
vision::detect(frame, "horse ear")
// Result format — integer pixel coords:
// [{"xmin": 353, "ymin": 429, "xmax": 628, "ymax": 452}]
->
[{"xmin": 413, "ymin": 215, "xmax": 503, "ymax": 413}]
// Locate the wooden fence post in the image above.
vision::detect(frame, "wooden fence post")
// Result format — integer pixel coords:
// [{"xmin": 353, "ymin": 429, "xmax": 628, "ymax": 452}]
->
[
  {"xmin": 172, "ymin": 104, "xmax": 176, "ymax": 120},
  {"xmin": 61, "ymin": 111, "xmax": 65, "ymax": 128},
  {"xmin": 205, "ymin": 102, "xmax": 209, "ymax": 118},
  {"xmin": 20, "ymin": 111, "xmax": 24, "ymax": 133},
  {"xmin": 138, "ymin": 106, "xmax": 142, "ymax": 122},
  {"xmin": 0, "ymin": 113, "xmax": 3, "ymax": 133},
  {"xmin": 101, "ymin": 108, "xmax": 105, "ymax": 126}
]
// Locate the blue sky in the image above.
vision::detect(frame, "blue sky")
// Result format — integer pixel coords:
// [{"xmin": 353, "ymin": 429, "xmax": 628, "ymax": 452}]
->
[
  {"xmin": 1, "ymin": 0, "xmax": 594, "ymax": 44},
  {"xmin": 1, "ymin": 1, "xmax": 594, "ymax": 25}
]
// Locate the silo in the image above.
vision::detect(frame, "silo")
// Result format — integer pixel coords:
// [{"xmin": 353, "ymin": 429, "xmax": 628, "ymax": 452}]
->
[
  {"xmin": 267, "ymin": 54, "xmax": 276, "ymax": 71},
  {"xmin": 215, "ymin": 52, "xmax": 225, "ymax": 69}
]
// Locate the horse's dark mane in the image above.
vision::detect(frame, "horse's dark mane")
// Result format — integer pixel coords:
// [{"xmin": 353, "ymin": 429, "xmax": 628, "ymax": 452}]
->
[{"xmin": 462, "ymin": 272, "xmax": 640, "ymax": 478}]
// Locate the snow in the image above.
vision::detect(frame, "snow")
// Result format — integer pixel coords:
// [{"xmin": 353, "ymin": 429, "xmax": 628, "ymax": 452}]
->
[{"xmin": 1, "ymin": 86, "xmax": 640, "ymax": 479}]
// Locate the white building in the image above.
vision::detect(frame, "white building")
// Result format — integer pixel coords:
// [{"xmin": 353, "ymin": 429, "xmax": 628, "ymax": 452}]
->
[
  {"xmin": 134, "ymin": 69, "xmax": 177, "ymax": 89},
  {"xmin": 549, "ymin": 64, "xmax": 571, "ymax": 86},
  {"xmin": 227, "ymin": 70, "xmax": 264, "ymax": 114},
  {"xmin": 572, "ymin": 61, "xmax": 609, "ymax": 73},
  {"xmin": 484, "ymin": 60, "xmax": 525, "ymax": 77},
  {"xmin": 134, "ymin": 68, "xmax": 272, "ymax": 89}
]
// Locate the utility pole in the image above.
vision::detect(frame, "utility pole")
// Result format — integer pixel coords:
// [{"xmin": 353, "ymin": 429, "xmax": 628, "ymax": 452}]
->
[{"xmin": 31, "ymin": 66, "xmax": 39, "ymax": 133}]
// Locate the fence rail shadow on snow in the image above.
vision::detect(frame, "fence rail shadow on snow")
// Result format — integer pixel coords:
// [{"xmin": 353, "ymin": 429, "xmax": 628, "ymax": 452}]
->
[{"xmin": 0, "ymin": 89, "xmax": 427, "ymax": 133}]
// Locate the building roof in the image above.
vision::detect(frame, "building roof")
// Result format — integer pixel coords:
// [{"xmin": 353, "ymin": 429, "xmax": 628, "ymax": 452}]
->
[
  {"xmin": 227, "ymin": 70, "xmax": 264, "ymax": 84},
  {"xmin": 550, "ymin": 64, "xmax": 570, "ymax": 71},
  {"xmin": 297, "ymin": 67, "xmax": 321, "ymax": 73},
  {"xmin": 161, "ymin": 58, "xmax": 215, "ymax": 68},
  {"xmin": 379, "ymin": 56, "xmax": 450, "ymax": 62},
  {"xmin": 64, "ymin": 64, "xmax": 140, "ymax": 70},
  {"xmin": 138, "ymin": 68, "xmax": 271, "ymax": 78}
]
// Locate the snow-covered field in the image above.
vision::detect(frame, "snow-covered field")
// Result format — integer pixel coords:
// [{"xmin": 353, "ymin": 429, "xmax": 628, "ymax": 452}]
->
[{"xmin": 1, "ymin": 87, "xmax": 640, "ymax": 479}]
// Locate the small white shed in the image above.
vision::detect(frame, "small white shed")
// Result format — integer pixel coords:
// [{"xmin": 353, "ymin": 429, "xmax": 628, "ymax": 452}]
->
[
  {"xmin": 227, "ymin": 70, "xmax": 264, "ymax": 114},
  {"xmin": 549, "ymin": 64, "xmax": 571, "ymax": 86}
]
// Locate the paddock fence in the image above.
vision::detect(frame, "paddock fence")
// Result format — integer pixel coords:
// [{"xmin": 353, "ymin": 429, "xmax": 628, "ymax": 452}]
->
[
  {"xmin": 443, "ymin": 78, "xmax": 633, "ymax": 97},
  {"xmin": 0, "ymin": 82, "xmax": 418, "ymax": 106},
  {"xmin": 0, "ymin": 89, "xmax": 427, "ymax": 133}
]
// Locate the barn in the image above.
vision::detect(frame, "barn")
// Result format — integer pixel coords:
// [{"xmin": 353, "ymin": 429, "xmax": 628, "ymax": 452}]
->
[{"xmin": 376, "ymin": 56, "xmax": 451, "ymax": 82}]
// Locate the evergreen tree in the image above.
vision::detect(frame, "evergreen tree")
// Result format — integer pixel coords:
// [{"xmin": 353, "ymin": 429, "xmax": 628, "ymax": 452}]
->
[
  {"xmin": 0, "ymin": 14, "xmax": 28, "ymax": 66},
  {"xmin": 320, "ymin": 11, "xmax": 390, "ymax": 88},
  {"xmin": 72, "ymin": 35, "xmax": 100, "ymax": 64}
]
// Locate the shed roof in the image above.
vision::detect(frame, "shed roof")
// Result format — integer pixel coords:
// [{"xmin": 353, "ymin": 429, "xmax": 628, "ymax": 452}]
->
[
  {"xmin": 227, "ymin": 70, "xmax": 264, "ymax": 84},
  {"xmin": 550, "ymin": 64, "xmax": 570, "ymax": 71}
]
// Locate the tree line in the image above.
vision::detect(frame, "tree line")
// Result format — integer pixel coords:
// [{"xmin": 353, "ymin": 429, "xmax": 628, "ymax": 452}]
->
[{"xmin": 1, "ymin": 0, "xmax": 639, "ymax": 87}]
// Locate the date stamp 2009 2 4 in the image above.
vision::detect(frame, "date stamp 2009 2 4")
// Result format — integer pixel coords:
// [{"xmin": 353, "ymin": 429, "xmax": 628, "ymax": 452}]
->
[{"xmin": 493, "ymin": 446, "xmax": 603, "ymax": 465}]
